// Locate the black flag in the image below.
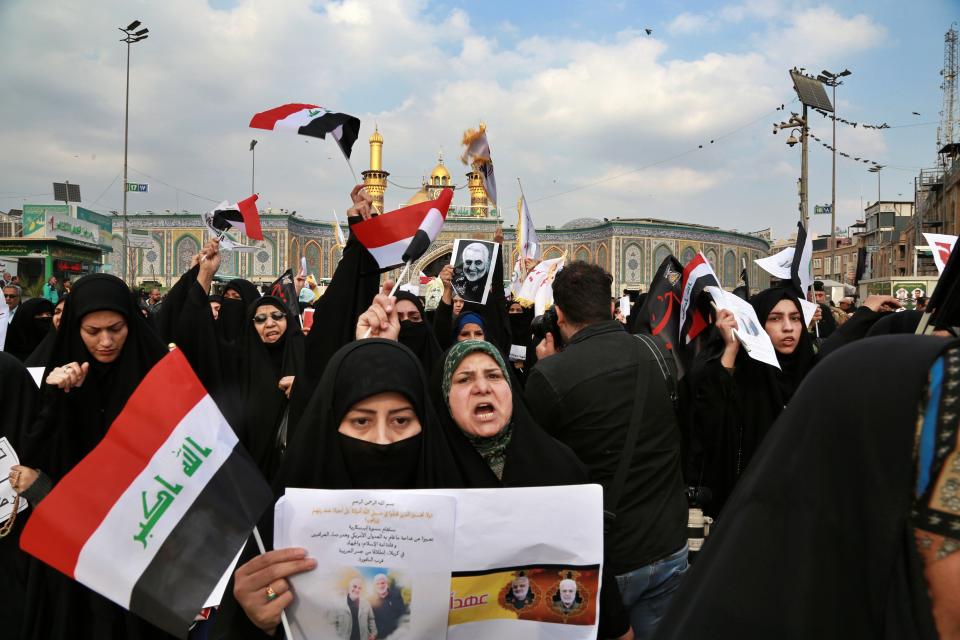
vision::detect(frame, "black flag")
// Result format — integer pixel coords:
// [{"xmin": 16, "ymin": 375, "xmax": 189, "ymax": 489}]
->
[{"xmin": 268, "ymin": 269, "xmax": 301, "ymax": 325}]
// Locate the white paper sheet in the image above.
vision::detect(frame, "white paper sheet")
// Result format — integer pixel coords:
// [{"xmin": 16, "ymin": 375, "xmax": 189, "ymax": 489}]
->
[
  {"xmin": 754, "ymin": 246, "xmax": 795, "ymax": 280},
  {"xmin": 0, "ymin": 437, "xmax": 29, "ymax": 525},
  {"xmin": 509, "ymin": 344, "xmax": 527, "ymax": 363},
  {"xmin": 276, "ymin": 489, "xmax": 457, "ymax": 640},
  {"xmin": 707, "ymin": 287, "xmax": 781, "ymax": 370},
  {"xmin": 618, "ymin": 295, "xmax": 631, "ymax": 318},
  {"xmin": 798, "ymin": 297, "xmax": 819, "ymax": 329},
  {"xmin": 27, "ymin": 367, "xmax": 44, "ymax": 388}
]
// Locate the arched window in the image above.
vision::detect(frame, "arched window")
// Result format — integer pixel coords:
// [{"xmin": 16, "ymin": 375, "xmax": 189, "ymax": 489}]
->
[
  {"xmin": 304, "ymin": 242, "xmax": 322, "ymax": 278},
  {"xmin": 290, "ymin": 237, "xmax": 300, "ymax": 267},
  {"xmin": 705, "ymin": 249, "xmax": 719, "ymax": 274},
  {"xmin": 543, "ymin": 246, "xmax": 564, "ymax": 260},
  {"xmin": 596, "ymin": 244, "xmax": 608, "ymax": 270},
  {"xmin": 252, "ymin": 236, "xmax": 275, "ymax": 278},
  {"xmin": 624, "ymin": 243, "xmax": 644, "ymax": 283},
  {"xmin": 174, "ymin": 235, "xmax": 200, "ymax": 276},
  {"xmin": 574, "ymin": 245, "xmax": 591, "ymax": 264},
  {"xmin": 328, "ymin": 245, "xmax": 342, "ymax": 275},
  {"xmin": 680, "ymin": 246, "xmax": 696, "ymax": 265},
  {"xmin": 723, "ymin": 250, "xmax": 737, "ymax": 288},
  {"xmin": 653, "ymin": 244, "xmax": 671, "ymax": 272}
]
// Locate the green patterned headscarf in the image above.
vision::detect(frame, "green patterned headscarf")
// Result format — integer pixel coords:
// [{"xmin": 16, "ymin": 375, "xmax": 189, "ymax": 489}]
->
[
  {"xmin": 441, "ymin": 340, "xmax": 513, "ymax": 480},
  {"xmin": 441, "ymin": 340, "xmax": 511, "ymax": 403}
]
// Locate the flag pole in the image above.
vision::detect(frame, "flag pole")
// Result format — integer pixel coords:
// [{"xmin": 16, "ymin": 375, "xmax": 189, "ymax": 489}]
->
[
  {"xmin": 339, "ymin": 145, "xmax": 382, "ymax": 215},
  {"xmin": 252, "ymin": 526, "xmax": 295, "ymax": 640},
  {"xmin": 516, "ymin": 178, "xmax": 528, "ymax": 279},
  {"xmin": 360, "ymin": 261, "xmax": 411, "ymax": 339}
]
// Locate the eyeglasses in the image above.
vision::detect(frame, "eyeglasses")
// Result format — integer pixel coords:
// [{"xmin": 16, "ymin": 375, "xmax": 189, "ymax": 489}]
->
[
  {"xmin": 253, "ymin": 311, "xmax": 287, "ymax": 324},
  {"xmin": 3, "ymin": 293, "xmax": 18, "ymax": 299}
]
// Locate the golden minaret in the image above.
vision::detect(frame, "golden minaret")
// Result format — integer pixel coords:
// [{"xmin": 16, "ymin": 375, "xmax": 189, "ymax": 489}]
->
[
  {"xmin": 361, "ymin": 126, "xmax": 388, "ymax": 213},
  {"xmin": 466, "ymin": 170, "xmax": 489, "ymax": 217}
]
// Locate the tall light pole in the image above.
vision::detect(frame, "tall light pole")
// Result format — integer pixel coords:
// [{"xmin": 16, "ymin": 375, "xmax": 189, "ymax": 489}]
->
[
  {"xmin": 818, "ymin": 68, "xmax": 851, "ymax": 281},
  {"xmin": 120, "ymin": 20, "xmax": 148, "ymax": 286},
  {"xmin": 250, "ymin": 139, "xmax": 258, "ymax": 194},
  {"xmin": 869, "ymin": 165, "xmax": 884, "ymax": 204},
  {"xmin": 773, "ymin": 111, "xmax": 810, "ymax": 228}
]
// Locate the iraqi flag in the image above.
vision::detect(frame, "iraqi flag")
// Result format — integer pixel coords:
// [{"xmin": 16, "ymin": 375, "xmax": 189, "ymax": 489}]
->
[
  {"xmin": 205, "ymin": 194, "xmax": 263, "ymax": 241},
  {"xmin": 20, "ymin": 349, "xmax": 273, "ymax": 638},
  {"xmin": 250, "ymin": 103, "xmax": 361, "ymax": 159},
  {"xmin": 350, "ymin": 188, "xmax": 453, "ymax": 270},
  {"xmin": 679, "ymin": 252, "xmax": 721, "ymax": 344}
]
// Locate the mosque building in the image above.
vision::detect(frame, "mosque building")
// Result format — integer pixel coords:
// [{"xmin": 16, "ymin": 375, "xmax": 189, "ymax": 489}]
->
[{"xmin": 96, "ymin": 129, "xmax": 769, "ymax": 295}]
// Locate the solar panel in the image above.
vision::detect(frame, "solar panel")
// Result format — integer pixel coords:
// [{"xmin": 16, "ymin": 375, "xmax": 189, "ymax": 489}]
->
[
  {"xmin": 790, "ymin": 71, "xmax": 833, "ymax": 112},
  {"xmin": 53, "ymin": 182, "xmax": 82, "ymax": 203}
]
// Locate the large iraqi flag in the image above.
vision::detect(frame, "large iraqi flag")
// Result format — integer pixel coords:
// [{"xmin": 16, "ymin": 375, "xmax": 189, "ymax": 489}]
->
[
  {"xmin": 20, "ymin": 349, "xmax": 273, "ymax": 638},
  {"xmin": 350, "ymin": 188, "xmax": 454, "ymax": 270},
  {"xmin": 250, "ymin": 103, "xmax": 362, "ymax": 159},
  {"xmin": 679, "ymin": 252, "xmax": 721, "ymax": 344}
]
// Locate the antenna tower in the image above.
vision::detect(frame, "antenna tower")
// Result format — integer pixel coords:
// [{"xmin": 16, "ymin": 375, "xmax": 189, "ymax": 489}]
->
[{"xmin": 937, "ymin": 23, "xmax": 958, "ymax": 161}]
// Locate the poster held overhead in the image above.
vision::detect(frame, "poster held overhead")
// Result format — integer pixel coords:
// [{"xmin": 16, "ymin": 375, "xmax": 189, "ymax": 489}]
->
[
  {"xmin": 706, "ymin": 286, "xmax": 781, "ymax": 370},
  {"xmin": 450, "ymin": 239, "xmax": 500, "ymax": 305}
]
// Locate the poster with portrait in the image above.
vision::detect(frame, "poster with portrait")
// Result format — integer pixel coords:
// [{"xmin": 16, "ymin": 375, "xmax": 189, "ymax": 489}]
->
[
  {"xmin": 275, "ymin": 490, "xmax": 457, "ymax": 640},
  {"xmin": 706, "ymin": 286, "xmax": 780, "ymax": 370},
  {"xmin": 450, "ymin": 239, "xmax": 500, "ymax": 305}
]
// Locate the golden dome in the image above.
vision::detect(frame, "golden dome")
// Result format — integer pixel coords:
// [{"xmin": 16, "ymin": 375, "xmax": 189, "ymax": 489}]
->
[
  {"xmin": 431, "ymin": 161, "xmax": 450, "ymax": 180},
  {"xmin": 406, "ymin": 188, "xmax": 430, "ymax": 205},
  {"xmin": 369, "ymin": 126, "xmax": 383, "ymax": 144}
]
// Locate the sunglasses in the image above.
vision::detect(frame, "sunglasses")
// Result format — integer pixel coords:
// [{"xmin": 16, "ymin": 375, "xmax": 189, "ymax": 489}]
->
[
  {"xmin": 253, "ymin": 311, "xmax": 287, "ymax": 324},
  {"xmin": 3, "ymin": 293, "xmax": 18, "ymax": 299}
]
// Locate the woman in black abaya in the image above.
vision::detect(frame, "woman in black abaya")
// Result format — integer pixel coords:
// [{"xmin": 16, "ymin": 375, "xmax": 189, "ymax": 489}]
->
[
  {"xmin": 212, "ymin": 337, "xmax": 464, "ymax": 638},
  {"xmin": 0, "ymin": 352, "xmax": 40, "ymax": 640},
  {"xmin": 25, "ymin": 295, "xmax": 66, "ymax": 367},
  {"xmin": 18, "ymin": 273, "xmax": 174, "ymax": 640},
  {"xmin": 430, "ymin": 339, "xmax": 632, "ymax": 639},
  {"xmin": 5, "ymin": 297, "xmax": 54, "ymax": 361},
  {"xmin": 393, "ymin": 290, "xmax": 442, "ymax": 372},
  {"xmin": 653, "ymin": 336, "xmax": 956, "ymax": 640},
  {"xmin": 683, "ymin": 287, "xmax": 817, "ymax": 518}
]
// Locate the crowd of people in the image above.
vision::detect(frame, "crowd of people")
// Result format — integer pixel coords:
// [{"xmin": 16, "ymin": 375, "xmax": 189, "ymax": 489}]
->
[{"xmin": 2, "ymin": 184, "xmax": 958, "ymax": 640}]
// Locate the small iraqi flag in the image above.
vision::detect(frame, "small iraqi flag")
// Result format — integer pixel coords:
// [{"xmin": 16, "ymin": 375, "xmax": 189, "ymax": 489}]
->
[
  {"xmin": 20, "ymin": 349, "xmax": 273, "ymax": 638},
  {"xmin": 207, "ymin": 194, "xmax": 263, "ymax": 240},
  {"xmin": 679, "ymin": 252, "xmax": 721, "ymax": 344},
  {"xmin": 250, "ymin": 103, "xmax": 361, "ymax": 159},
  {"xmin": 350, "ymin": 188, "xmax": 453, "ymax": 270}
]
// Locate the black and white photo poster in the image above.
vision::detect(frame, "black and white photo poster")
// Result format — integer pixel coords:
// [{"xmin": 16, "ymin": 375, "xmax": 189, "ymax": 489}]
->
[{"xmin": 450, "ymin": 239, "xmax": 499, "ymax": 305}]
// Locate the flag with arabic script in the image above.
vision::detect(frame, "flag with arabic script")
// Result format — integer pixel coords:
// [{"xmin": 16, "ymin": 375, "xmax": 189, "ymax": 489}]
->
[{"xmin": 20, "ymin": 349, "xmax": 273, "ymax": 638}]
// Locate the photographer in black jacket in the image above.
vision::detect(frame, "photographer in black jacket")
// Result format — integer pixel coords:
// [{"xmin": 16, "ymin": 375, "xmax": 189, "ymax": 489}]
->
[{"xmin": 524, "ymin": 262, "xmax": 688, "ymax": 640}]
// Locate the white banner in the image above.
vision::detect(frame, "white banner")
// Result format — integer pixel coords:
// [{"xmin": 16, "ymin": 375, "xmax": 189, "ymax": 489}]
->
[{"xmin": 276, "ymin": 485, "xmax": 603, "ymax": 640}]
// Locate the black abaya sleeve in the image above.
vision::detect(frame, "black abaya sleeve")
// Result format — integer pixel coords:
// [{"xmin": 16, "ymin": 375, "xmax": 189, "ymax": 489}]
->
[
  {"xmin": 433, "ymin": 299, "xmax": 454, "ymax": 349},
  {"xmin": 287, "ymin": 217, "xmax": 379, "ymax": 428},
  {"xmin": 154, "ymin": 265, "xmax": 200, "ymax": 343},
  {"xmin": 818, "ymin": 307, "xmax": 885, "ymax": 359}
]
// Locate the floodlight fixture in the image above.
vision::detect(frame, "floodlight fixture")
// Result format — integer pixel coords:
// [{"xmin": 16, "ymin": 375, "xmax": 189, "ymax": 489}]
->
[
  {"xmin": 126, "ymin": 20, "xmax": 141, "ymax": 31},
  {"xmin": 786, "ymin": 133, "xmax": 799, "ymax": 147},
  {"xmin": 134, "ymin": 28, "xmax": 149, "ymax": 36}
]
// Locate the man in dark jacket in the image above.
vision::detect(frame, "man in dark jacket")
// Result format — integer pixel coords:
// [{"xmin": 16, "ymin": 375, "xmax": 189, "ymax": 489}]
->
[{"xmin": 524, "ymin": 261, "xmax": 688, "ymax": 640}]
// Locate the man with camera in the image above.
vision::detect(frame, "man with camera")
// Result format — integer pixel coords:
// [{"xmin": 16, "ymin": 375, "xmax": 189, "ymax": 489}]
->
[{"xmin": 524, "ymin": 262, "xmax": 689, "ymax": 640}]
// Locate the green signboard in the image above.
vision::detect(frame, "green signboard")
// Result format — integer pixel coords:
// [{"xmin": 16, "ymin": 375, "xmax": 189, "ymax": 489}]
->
[{"xmin": 77, "ymin": 207, "xmax": 114, "ymax": 252}]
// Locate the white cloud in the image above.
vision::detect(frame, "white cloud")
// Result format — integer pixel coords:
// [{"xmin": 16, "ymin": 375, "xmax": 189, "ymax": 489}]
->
[
  {"xmin": 0, "ymin": 0, "xmax": 896, "ymax": 239},
  {"xmin": 667, "ymin": 12, "xmax": 712, "ymax": 36}
]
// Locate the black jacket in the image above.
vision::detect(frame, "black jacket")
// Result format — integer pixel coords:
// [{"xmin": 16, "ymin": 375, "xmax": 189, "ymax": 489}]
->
[{"xmin": 523, "ymin": 320, "xmax": 688, "ymax": 574}]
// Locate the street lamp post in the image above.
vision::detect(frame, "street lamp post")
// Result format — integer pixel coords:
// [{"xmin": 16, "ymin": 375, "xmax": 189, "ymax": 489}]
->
[
  {"xmin": 120, "ymin": 20, "xmax": 148, "ymax": 286},
  {"xmin": 773, "ymin": 111, "xmax": 810, "ymax": 229},
  {"xmin": 818, "ymin": 69, "xmax": 851, "ymax": 281},
  {"xmin": 869, "ymin": 165, "xmax": 884, "ymax": 204}
]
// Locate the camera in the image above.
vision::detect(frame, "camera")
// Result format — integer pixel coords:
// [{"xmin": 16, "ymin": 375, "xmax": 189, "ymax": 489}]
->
[{"xmin": 530, "ymin": 307, "xmax": 563, "ymax": 348}]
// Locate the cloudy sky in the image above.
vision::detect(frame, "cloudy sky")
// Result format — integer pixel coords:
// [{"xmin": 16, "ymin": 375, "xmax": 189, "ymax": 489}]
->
[{"xmin": 0, "ymin": 0, "xmax": 955, "ymax": 239}]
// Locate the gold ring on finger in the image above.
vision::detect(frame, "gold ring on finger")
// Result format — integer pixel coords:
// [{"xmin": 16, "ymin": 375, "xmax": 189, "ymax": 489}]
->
[{"xmin": 265, "ymin": 585, "xmax": 278, "ymax": 602}]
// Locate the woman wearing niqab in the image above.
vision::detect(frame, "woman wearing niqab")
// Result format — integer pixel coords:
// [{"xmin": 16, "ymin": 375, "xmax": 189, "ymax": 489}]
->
[
  {"xmin": 212, "ymin": 338, "xmax": 463, "ymax": 638},
  {"xmin": 18, "ymin": 273, "xmax": 174, "ymax": 640},
  {"xmin": 683, "ymin": 286, "xmax": 817, "ymax": 518},
  {"xmin": 653, "ymin": 335, "xmax": 957, "ymax": 640},
  {"xmin": 393, "ymin": 290, "xmax": 442, "ymax": 372},
  {"xmin": 5, "ymin": 297, "xmax": 54, "ymax": 361}
]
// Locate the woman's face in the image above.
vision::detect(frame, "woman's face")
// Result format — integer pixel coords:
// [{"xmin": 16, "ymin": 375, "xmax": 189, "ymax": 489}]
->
[
  {"xmin": 447, "ymin": 352, "xmax": 512, "ymax": 438},
  {"xmin": 52, "ymin": 301, "xmax": 65, "ymax": 330},
  {"xmin": 252, "ymin": 304, "xmax": 287, "ymax": 343},
  {"xmin": 453, "ymin": 297, "xmax": 464, "ymax": 315},
  {"xmin": 79, "ymin": 310, "xmax": 128, "ymax": 363},
  {"xmin": 396, "ymin": 299, "xmax": 422, "ymax": 323},
  {"xmin": 338, "ymin": 391, "xmax": 422, "ymax": 444},
  {"xmin": 223, "ymin": 288, "xmax": 242, "ymax": 300},
  {"xmin": 508, "ymin": 302, "xmax": 523, "ymax": 315},
  {"xmin": 764, "ymin": 299, "xmax": 802, "ymax": 355},
  {"xmin": 457, "ymin": 322, "xmax": 484, "ymax": 342}
]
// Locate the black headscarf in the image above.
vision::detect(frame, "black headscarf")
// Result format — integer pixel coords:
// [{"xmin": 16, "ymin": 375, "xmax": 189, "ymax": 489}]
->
[
  {"xmin": 25, "ymin": 297, "xmax": 67, "ymax": 367},
  {"xmin": 227, "ymin": 295, "xmax": 305, "ymax": 479},
  {"xmin": 866, "ymin": 310, "xmax": 923, "ymax": 336},
  {"xmin": 18, "ymin": 274, "xmax": 173, "ymax": 640},
  {"xmin": 394, "ymin": 290, "xmax": 443, "ymax": 372},
  {"xmin": 216, "ymin": 278, "xmax": 261, "ymax": 346},
  {"xmin": 654, "ymin": 336, "xmax": 947, "ymax": 640},
  {"xmin": 212, "ymin": 340, "xmax": 464, "ymax": 640},
  {"xmin": 0, "ymin": 352, "xmax": 40, "ymax": 640},
  {"xmin": 5, "ymin": 297, "xmax": 54, "ymax": 361},
  {"xmin": 747, "ymin": 287, "xmax": 817, "ymax": 407}
]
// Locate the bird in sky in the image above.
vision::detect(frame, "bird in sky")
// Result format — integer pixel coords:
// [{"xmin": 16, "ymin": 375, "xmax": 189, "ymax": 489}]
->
[{"xmin": 644, "ymin": 28, "xmax": 653, "ymax": 35}]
